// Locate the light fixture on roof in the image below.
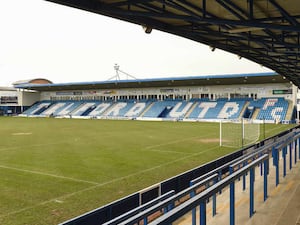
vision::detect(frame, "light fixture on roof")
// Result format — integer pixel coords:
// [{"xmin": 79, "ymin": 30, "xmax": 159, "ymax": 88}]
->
[
  {"xmin": 210, "ymin": 46, "xmax": 216, "ymax": 52},
  {"xmin": 142, "ymin": 25, "xmax": 152, "ymax": 34},
  {"xmin": 238, "ymin": 55, "xmax": 242, "ymax": 60},
  {"xmin": 108, "ymin": 64, "xmax": 137, "ymax": 81}
]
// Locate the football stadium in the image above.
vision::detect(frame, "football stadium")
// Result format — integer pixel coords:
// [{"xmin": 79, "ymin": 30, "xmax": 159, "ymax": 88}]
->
[{"xmin": 1, "ymin": 1, "xmax": 300, "ymax": 225}]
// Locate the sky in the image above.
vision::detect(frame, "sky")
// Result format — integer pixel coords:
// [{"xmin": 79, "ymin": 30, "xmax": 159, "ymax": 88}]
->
[{"xmin": 0, "ymin": 0, "xmax": 273, "ymax": 87}]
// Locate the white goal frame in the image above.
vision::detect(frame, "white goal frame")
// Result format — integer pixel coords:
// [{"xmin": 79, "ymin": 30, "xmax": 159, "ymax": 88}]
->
[{"xmin": 219, "ymin": 118, "xmax": 260, "ymax": 148}]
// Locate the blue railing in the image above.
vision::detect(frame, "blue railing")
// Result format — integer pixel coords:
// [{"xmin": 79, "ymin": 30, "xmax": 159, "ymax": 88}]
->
[{"xmin": 59, "ymin": 126, "xmax": 300, "ymax": 225}]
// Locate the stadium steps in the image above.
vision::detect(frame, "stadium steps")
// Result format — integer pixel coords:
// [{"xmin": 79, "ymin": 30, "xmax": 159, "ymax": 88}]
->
[
  {"xmin": 184, "ymin": 101, "xmax": 198, "ymax": 118},
  {"xmin": 239, "ymin": 101, "xmax": 250, "ymax": 119},
  {"xmin": 100, "ymin": 102, "xmax": 116, "ymax": 116},
  {"xmin": 71, "ymin": 102, "xmax": 95, "ymax": 116},
  {"xmin": 285, "ymin": 100, "xmax": 294, "ymax": 120},
  {"xmin": 251, "ymin": 108, "xmax": 260, "ymax": 119},
  {"xmin": 139, "ymin": 101, "xmax": 154, "ymax": 117}
]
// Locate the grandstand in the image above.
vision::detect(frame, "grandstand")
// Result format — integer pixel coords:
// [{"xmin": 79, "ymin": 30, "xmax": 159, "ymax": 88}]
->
[
  {"xmin": 2, "ymin": 1, "xmax": 300, "ymax": 224},
  {"xmin": 1, "ymin": 72, "xmax": 300, "ymax": 225},
  {"xmin": 19, "ymin": 97, "xmax": 291, "ymax": 123},
  {"xmin": 6, "ymin": 72, "xmax": 297, "ymax": 124}
]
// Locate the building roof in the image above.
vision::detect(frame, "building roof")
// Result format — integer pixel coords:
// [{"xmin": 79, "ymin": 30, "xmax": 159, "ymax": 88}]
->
[{"xmin": 13, "ymin": 72, "xmax": 289, "ymax": 92}]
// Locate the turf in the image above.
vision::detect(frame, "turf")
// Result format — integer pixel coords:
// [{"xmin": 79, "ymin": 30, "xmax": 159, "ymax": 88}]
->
[{"xmin": 0, "ymin": 117, "xmax": 295, "ymax": 225}]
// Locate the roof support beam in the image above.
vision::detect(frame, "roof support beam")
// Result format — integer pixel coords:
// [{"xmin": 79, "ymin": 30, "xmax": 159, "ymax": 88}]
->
[
  {"xmin": 268, "ymin": 0, "xmax": 299, "ymax": 26},
  {"xmin": 202, "ymin": 0, "xmax": 206, "ymax": 18},
  {"xmin": 249, "ymin": 0, "xmax": 254, "ymax": 20},
  {"xmin": 105, "ymin": 8, "xmax": 300, "ymax": 32},
  {"xmin": 45, "ymin": 0, "xmax": 300, "ymax": 87},
  {"xmin": 215, "ymin": 0, "xmax": 245, "ymax": 20}
]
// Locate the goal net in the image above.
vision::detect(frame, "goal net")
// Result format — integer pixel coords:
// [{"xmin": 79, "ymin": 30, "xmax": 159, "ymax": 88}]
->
[{"xmin": 219, "ymin": 119, "xmax": 260, "ymax": 148}]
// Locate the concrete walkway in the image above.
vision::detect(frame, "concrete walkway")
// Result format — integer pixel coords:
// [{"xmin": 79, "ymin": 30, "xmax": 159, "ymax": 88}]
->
[{"xmin": 174, "ymin": 155, "xmax": 300, "ymax": 225}]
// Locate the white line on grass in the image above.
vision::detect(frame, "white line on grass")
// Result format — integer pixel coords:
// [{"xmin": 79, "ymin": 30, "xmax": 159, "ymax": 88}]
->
[
  {"xmin": 265, "ymin": 125, "xmax": 293, "ymax": 135},
  {"xmin": 0, "ymin": 165, "xmax": 99, "ymax": 185},
  {"xmin": 0, "ymin": 141, "xmax": 67, "ymax": 152},
  {"xmin": 0, "ymin": 145, "xmax": 220, "ymax": 219},
  {"xmin": 144, "ymin": 135, "xmax": 208, "ymax": 149},
  {"xmin": 143, "ymin": 134, "xmax": 214, "ymax": 154}
]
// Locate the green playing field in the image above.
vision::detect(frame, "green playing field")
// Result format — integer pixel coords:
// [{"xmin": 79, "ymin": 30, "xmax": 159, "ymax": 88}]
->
[{"xmin": 0, "ymin": 117, "xmax": 295, "ymax": 225}]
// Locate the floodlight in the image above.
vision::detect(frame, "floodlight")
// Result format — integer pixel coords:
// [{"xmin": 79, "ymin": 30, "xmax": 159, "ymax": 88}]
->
[
  {"xmin": 210, "ymin": 46, "xmax": 216, "ymax": 52},
  {"xmin": 142, "ymin": 26, "xmax": 152, "ymax": 34}
]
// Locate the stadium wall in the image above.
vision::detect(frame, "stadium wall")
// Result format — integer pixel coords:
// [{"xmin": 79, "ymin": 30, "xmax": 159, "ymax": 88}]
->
[
  {"xmin": 20, "ymin": 90, "xmax": 40, "ymax": 106},
  {"xmin": 39, "ymin": 83, "xmax": 294, "ymax": 102}
]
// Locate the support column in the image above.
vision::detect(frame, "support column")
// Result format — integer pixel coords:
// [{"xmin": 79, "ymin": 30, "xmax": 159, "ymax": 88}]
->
[
  {"xmin": 272, "ymin": 147, "xmax": 279, "ymax": 186},
  {"xmin": 282, "ymin": 146, "xmax": 287, "ymax": 177},
  {"xmin": 242, "ymin": 163, "xmax": 246, "ymax": 190},
  {"xmin": 230, "ymin": 180, "xmax": 235, "ymax": 225},
  {"xmin": 298, "ymin": 138, "xmax": 300, "ymax": 160},
  {"xmin": 298, "ymin": 137, "xmax": 300, "ymax": 160},
  {"xmin": 229, "ymin": 166, "xmax": 235, "ymax": 225},
  {"xmin": 264, "ymin": 159, "xmax": 268, "ymax": 201},
  {"xmin": 200, "ymin": 201, "xmax": 206, "ymax": 225},
  {"xmin": 249, "ymin": 167, "xmax": 255, "ymax": 217},
  {"xmin": 212, "ymin": 178, "xmax": 217, "ymax": 217},
  {"xmin": 218, "ymin": 171, "xmax": 222, "ymax": 194},
  {"xmin": 289, "ymin": 143, "xmax": 293, "ymax": 170},
  {"xmin": 190, "ymin": 182, "xmax": 196, "ymax": 225},
  {"xmin": 295, "ymin": 140, "xmax": 297, "ymax": 164}
]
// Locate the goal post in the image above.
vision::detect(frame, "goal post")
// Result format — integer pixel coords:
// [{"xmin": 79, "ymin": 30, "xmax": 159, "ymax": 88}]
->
[{"xmin": 220, "ymin": 118, "xmax": 260, "ymax": 148}]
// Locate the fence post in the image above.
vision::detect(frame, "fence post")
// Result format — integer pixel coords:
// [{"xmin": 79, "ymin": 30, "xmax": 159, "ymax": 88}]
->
[
  {"xmin": 282, "ymin": 146, "xmax": 287, "ymax": 177},
  {"xmin": 263, "ymin": 159, "xmax": 268, "ymax": 201},
  {"xmin": 229, "ymin": 166, "xmax": 235, "ymax": 225},
  {"xmin": 249, "ymin": 167, "xmax": 255, "ymax": 217}
]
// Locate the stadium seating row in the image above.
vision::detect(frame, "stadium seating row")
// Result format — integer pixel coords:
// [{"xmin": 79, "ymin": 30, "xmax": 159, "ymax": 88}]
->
[{"xmin": 21, "ymin": 98, "xmax": 290, "ymax": 122}]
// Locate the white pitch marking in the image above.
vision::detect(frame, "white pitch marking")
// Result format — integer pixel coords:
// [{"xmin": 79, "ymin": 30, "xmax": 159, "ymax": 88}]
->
[
  {"xmin": 265, "ymin": 125, "xmax": 293, "ymax": 136},
  {"xmin": 142, "ymin": 149, "xmax": 190, "ymax": 154},
  {"xmin": 54, "ymin": 199, "xmax": 63, "ymax": 203},
  {"xmin": 0, "ymin": 145, "xmax": 219, "ymax": 219},
  {"xmin": 11, "ymin": 132, "xmax": 32, "ymax": 136},
  {"xmin": 0, "ymin": 141, "xmax": 69, "ymax": 152},
  {"xmin": 144, "ymin": 134, "xmax": 213, "ymax": 150},
  {"xmin": 0, "ymin": 165, "xmax": 99, "ymax": 185}
]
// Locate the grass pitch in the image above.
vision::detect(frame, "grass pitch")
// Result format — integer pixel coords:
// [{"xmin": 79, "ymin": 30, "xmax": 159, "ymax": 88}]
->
[{"xmin": 0, "ymin": 117, "xmax": 295, "ymax": 225}]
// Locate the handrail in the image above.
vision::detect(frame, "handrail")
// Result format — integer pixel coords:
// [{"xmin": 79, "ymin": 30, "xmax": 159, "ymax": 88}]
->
[
  {"xmin": 148, "ymin": 154, "xmax": 269, "ymax": 225},
  {"xmin": 102, "ymin": 190, "xmax": 175, "ymax": 225},
  {"xmin": 119, "ymin": 173, "xmax": 218, "ymax": 225}
]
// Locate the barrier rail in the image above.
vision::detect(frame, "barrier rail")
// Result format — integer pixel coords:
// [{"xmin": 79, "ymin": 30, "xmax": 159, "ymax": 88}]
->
[
  {"xmin": 118, "ymin": 174, "xmax": 218, "ymax": 225},
  {"xmin": 102, "ymin": 190, "xmax": 175, "ymax": 225},
  {"xmin": 149, "ymin": 155, "xmax": 269, "ymax": 225},
  {"xmin": 59, "ymin": 126, "xmax": 299, "ymax": 225}
]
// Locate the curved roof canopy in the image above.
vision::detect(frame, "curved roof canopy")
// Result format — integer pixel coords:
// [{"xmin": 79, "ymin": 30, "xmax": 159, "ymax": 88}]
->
[
  {"xmin": 46, "ymin": 0, "xmax": 300, "ymax": 87},
  {"xmin": 12, "ymin": 78, "xmax": 53, "ymax": 86}
]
